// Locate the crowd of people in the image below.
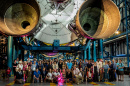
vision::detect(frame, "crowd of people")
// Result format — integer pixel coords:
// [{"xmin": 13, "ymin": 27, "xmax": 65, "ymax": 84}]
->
[{"xmin": 0, "ymin": 57, "xmax": 129, "ymax": 85}]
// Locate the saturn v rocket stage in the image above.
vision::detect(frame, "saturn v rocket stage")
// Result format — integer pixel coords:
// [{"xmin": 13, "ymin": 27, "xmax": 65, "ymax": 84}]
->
[{"xmin": 0, "ymin": 0, "xmax": 120, "ymax": 44}]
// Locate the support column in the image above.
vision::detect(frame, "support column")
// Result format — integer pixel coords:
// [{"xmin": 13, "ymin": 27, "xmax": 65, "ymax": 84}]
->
[
  {"xmin": 84, "ymin": 50, "xmax": 87, "ymax": 61},
  {"xmin": 7, "ymin": 36, "xmax": 13, "ymax": 71},
  {"xmin": 88, "ymin": 45, "xmax": 91, "ymax": 60},
  {"xmin": 98, "ymin": 39, "xmax": 103, "ymax": 59},
  {"xmin": 93, "ymin": 40, "xmax": 97, "ymax": 62},
  {"xmin": 125, "ymin": 0, "xmax": 129, "ymax": 67}
]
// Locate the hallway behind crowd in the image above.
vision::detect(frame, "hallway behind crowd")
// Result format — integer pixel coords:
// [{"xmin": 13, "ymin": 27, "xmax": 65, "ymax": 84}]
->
[{"xmin": 0, "ymin": 57, "xmax": 130, "ymax": 85}]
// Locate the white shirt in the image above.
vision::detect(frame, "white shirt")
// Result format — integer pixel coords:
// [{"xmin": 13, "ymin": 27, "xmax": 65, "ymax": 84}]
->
[
  {"xmin": 52, "ymin": 72, "xmax": 57, "ymax": 76},
  {"xmin": 57, "ymin": 72, "xmax": 60, "ymax": 76},
  {"xmin": 47, "ymin": 72, "xmax": 52, "ymax": 79},
  {"xmin": 17, "ymin": 64, "xmax": 23, "ymax": 70},
  {"xmin": 96, "ymin": 61, "xmax": 102, "ymax": 69},
  {"xmin": 88, "ymin": 71, "xmax": 91, "ymax": 77},
  {"xmin": 73, "ymin": 68, "xmax": 80, "ymax": 75},
  {"xmin": 79, "ymin": 72, "xmax": 82, "ymax": 77}
]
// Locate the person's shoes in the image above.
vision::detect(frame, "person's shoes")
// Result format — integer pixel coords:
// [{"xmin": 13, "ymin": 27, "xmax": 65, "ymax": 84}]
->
[
  {"xmin": 121, "ymin": 80, "xmax": 124, "ymax": 81},
  {"xmin": 118, "ymin": 79, "xmax": 120, "ymax": 81}
]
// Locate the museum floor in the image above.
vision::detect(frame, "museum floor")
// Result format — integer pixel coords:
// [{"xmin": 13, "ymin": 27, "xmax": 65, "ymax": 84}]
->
[{"xmin": 2, "ymin": 75, "xmax": 130, "ymax": 86}]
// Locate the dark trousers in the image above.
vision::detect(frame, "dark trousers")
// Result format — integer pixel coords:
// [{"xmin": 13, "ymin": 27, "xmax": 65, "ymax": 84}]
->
[
  {"xmin": 109, "ymin": 70, "xmax": 114, "ymax": 81},
  {"xmin": 87, "ymin": 78, "xmax": 92, "ymax": 82}
]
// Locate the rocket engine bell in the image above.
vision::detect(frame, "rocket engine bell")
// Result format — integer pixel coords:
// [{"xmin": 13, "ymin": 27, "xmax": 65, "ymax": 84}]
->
[
  {"xmin": 76, "ymin": 0, "xmax": 121, "ymax": 39},
  {"xmin": 0, "ymin": 0, "xmax": 40, "ymax": 36}
]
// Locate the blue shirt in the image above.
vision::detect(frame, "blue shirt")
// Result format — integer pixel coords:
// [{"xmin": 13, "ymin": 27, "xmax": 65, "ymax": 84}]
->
[
  {"xmin": 67, "ymin": 62, "xmax": 73, "ymax": 69},
  {"xmin": 34, "ymin": 71, "xmax": 41, "ymax": 78},
  {"xmin": 103, "ymin": 64, "xmax": 109, "ymax": 69},
  {"xmin": 113, "ymin": 62, "xmax": 117, "ymax": 70},
  {"xmin": 116, "ymin": 63, "xmax": 119, "ymax": 70},
  {"xmin": 118, "ymin": 63, "xmax": 124, "ymax": 71},
  {"xmin": 32, "ymin": 61, "xmax": 38, "ymax": 65}
]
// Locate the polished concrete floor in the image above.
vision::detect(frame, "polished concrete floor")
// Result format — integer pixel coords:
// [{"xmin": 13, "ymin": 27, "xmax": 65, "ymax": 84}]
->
[{"xmin": 1, "ymin": 75, "xmax": 130, "ymax": 86}]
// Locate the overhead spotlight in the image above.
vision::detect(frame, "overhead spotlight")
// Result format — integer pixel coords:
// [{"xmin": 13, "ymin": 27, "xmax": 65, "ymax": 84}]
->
[{"xmin": 115, "ymin": 31, "xmax": 120, "ymax": 35}]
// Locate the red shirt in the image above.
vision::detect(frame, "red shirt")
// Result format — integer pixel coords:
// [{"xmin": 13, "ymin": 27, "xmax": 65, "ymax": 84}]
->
[{"xmin": 6, "ymin": 69, "xmax": 11, "ymax": 74}]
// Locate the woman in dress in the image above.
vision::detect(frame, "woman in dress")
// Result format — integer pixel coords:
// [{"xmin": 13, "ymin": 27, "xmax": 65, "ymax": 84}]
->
[
  {"xmin": 93, "ymin": 62, "xmax": 99, "ymax": 82},
  {"xmin": 109, "ymin": 61, "xmax": 114, "ymax": 82},
  {"xmin": 26, "ymin": 65, "xmax": 32, "ymax": 83}
]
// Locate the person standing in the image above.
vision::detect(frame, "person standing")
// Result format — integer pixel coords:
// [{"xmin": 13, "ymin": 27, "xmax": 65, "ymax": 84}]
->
[
  {"xmin": 47, "ymin": 61, "xmax": 53, "ymax": 72},
  {"xmin": 118, "ymin": 60, "xmax": 124, "ymax": 81},
  {"xmin": 116, "ymin": 60, "xmax": 119, "ymax": 81},
  {"xmin": 93, "ymin": 62, "xmax": 99, "ymax": 82},
  {"xmin": 52, "ymin": 61, "xmax": 58, "ymax": 70},
  {"xmin": 81, "ymin": 60, "xmax": 86, "ymax": 71},
  {"xmin": 17, "ymin": 61, "xmax": 23, "ymax": 70},
  {"xmin": 85, "ymin": 59, "xmax": 88, "ymax": 67},
  {"xmin": 96, "ymin": 59, "xmax": 102, "ymax": 81},
  {"xmin": 23, "ymin": 61, "xmax": 28, "ymax": 73},
  {"xmin": 67, "ymin": 59, "xmax": 73, "ymax": 70},
  {"xmin": 58, "ymin": 60, "xmax": 63, "ymax": 70},
  {"xmin": 26, "ymin": 65, "xmax": 32, "ymax": 83},
  {"xmin": 13, "ymin": 60, "xmax": 17, "ymax": 80},
  {"xmin": 87, "ymin": 60, "xmax": 92, "ymax": 72},
  {"xmin": 1, "ymin": 60, "xmax": 7, "ymax": 80},
  {"xmin": 96, "ymin": 59, "xmax": 102, "ymax": 73},
  {"xmin": 37, "ymin": 61, "xmax": 44, "ymax": 74},
  {"xmin": 103, "ymin": 61, "xmax": 109, "ymax": 82},
  {"xmin": 16, "ymin": 58, "xmax": 19, "ymax": 64},
  {"xmin": 109, "ymin": 61, "xmax": 114, "ymax": 82},
  {"xmin": 41, "ymin": 68, "xmax": 47, "ymax": 82},
  {"xmin": 112, "ymin": 60, "xmax": 117, "ymax": 81},
  {"xmin": 31, "ymin": 61, "xmax": 37, "ymax": 82},
  {"xmin": 128, "ymin": 62, "xmax": 130, "ymax": 78},
  {"xmin": 79, "ymin": 62, "xmax": 82, "ymax": 69}
]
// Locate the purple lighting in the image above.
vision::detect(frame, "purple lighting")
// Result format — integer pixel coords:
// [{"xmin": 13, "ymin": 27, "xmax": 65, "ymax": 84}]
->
[{"xmin": 58, "ymin": 72, "xmax": 64, "ymax": 86}]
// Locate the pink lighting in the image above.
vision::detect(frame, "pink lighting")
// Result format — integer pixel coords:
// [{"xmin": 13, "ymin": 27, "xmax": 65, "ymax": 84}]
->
[{"xmin": 58, "ymin": 71, "xmax": 64, "ymax": 86}]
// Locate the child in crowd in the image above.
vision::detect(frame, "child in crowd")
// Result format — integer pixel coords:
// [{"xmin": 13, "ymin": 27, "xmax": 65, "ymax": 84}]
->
[{"xmin": 6, "ymin": 67, "xmax": 11, "ymax": 81}]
